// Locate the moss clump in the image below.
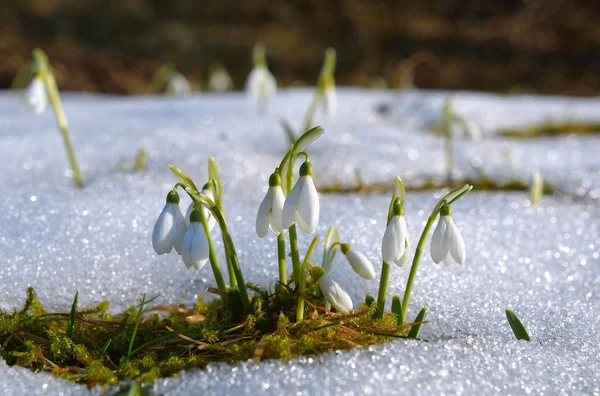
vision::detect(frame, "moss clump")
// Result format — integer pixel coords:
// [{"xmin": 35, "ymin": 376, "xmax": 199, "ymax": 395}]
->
[
  {"xmin": 0, "ymin": 283, "xmax": 416, "ymax": 388},
  {"xmin": 500, "ymin": 122, "xmax": 600, "ymax": 138},
  {"xmin": 318, "ymin": 177, "xmax": 555, "ymax": 195}
]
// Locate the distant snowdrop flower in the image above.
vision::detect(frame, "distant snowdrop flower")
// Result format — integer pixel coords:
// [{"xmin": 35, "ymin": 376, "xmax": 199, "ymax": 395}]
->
[
  {"xmin": 24, "ymin": 74, "xmax": 48, "ymax": 114},
  {"xmin": 381, "ymin": 199, "xmax": 409, "ymax": 265},
  {"xmin": 323, "ymin": 84, "xmax": 337, "ymax": 118},
  {"xmin": 282, "ymin": 161, "xmax": 319, "ymax": 234},
  {"xmin": 341, "ymin": 244, "xmax": 375, "ymax": 279},
  {"xmin": 529, "ymin": 170, "xmax": 543, "ymax": 206},
  {"xmin": 185, "ymin": 184, "xmax": 216, "ymax": 231},
  {"xmin": 152, "ymin": 190, "xmax": 187, "ymax": 255},
  {"xmin": 256, "ymin": 173, "xmax": 286, "ymax": 237},
  {"xmin": 208, "ymin": 65, "xmax": 233, "ymax": 92},
  {"xmin": 318, "ymin": 274, "xmax": 353, "ymax": 314},
  {"xmin": 165, "ymin": 72, "xmax": 192, "ymax": 96},
  {"xmin": 430, "ymin": 204, "xmax": 466, "ymax": 266},
  {"xmin": 246, "ymin": 67, "xmax": 276, "ymax": 104},
  {"xmin": 181, "ymin": 209, "xmax": 210, "ymax": 270}
]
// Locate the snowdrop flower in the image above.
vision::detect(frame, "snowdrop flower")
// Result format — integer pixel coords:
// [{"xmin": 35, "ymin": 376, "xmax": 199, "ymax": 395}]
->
[
  {"xmin": 323, "ymin": 84, "xmax": 337, "ymax": 118},
  {"xmin": 152, "ymin": 190, "xmax": 187, "ymax": 255},
  {"xmin": 208, "ymin": 64, "xmax": 233, "ymax": 92},
  {"xmin": 181, "ymin": 209, "xmax": 210, "ymax": 270},
  {"xmin": 381, "ymin": 199, "xmax": 409, "ymax": 265},
  {"xmin": 256, "ymin": 173, "xmax": 285, "ymax": 237},
  {"xmin": 185, "ymin": 183, "xmax": 216, "ymax": 231},
  {"xmin": 24, "ymin": 74, "xmax": 48, "ymax": 114},
  {"xmin": 282, "ymin": 161, "xmax": 319, "ymax": 234},
  {"xmin": 317, "ymin": 273, "xmax": 353, "ymax": 314},
  {"xmin": 341, "ymin": 243, "xmax": 375, "ymax": 279},
  {"xmin": 165, "ymin": 72, "xmax": 192, "ymax": 96},
  {"xmin": 430, "ymin": 204, "xmax": 466, "ymax": 266}
]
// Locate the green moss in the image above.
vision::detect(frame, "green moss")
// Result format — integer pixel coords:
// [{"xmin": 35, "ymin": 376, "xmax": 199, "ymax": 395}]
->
[{"xmin": 0, "ymin": 285, "xmax": 416, "ymax": 388}]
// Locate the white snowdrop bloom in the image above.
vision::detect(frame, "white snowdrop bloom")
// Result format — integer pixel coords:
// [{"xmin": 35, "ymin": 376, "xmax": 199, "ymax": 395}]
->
[
  {"xmin": 24, "ymin": 75, "xmax": 48, "ymax": 114},
  {"xmin": 394, "ymin": 239, "xmax": 411, "ymax": 267},
  {"xmin": 318, "ymin": 274, "xmax": 353, "ymax": 314},
  {"xmin": 282, "ymin": 161, "xmax": 319, "ymax": 234},
  {"xmin": 208, "ymin": 68, "xmax": 233, "ymax": 92},
  {"xmin": 152, "ymin": 190, "xmax": 187, "ymax": 255},
  {"xmin": 185, "ymin": 185, "xmax": 216, "ymax": 231},
  {"xmin": 256, "ymin": 173, "xmax": 286, "ymax": 237},
  {"xmin": 341, "ymin": 244, "xmax": 375, "ymax": 280},
  {"xmin": 381, "ymin": 199, "xmax": 408, "ymax": 264},
  {"xmin": 323, "ymin": 85, "xmax": 337, "ymax": 118},
  {"xmin": 430, "ymin": 204, "xmax": 466, "ymax": 266},
  {"xmin": 245, "ymin": 66, "xmax": 276, "ymax": 102},
  {"xmin": 165, "ymin": 72, "xmax": 192, "ymax": 96},
  {"xmin": 181, "ymin": 209, "xmax": 210, "ymax": 270}
]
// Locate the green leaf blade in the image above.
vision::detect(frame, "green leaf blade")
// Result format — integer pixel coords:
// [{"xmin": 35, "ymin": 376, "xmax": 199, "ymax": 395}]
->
[{"xmin": 506, "ymin": 309, "xmax": 531, "ymax": 341}]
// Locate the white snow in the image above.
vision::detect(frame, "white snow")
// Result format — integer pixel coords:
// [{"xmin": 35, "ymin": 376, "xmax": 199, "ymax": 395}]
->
[{"xmin": 0, "ymin": 88, "xmax": 599, "ymax": 395}]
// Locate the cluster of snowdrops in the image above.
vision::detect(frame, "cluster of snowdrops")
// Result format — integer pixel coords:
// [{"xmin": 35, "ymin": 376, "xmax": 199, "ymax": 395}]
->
[{"xmin": 150, "ymin": 127, "xmax": 472, "ymax": 323}]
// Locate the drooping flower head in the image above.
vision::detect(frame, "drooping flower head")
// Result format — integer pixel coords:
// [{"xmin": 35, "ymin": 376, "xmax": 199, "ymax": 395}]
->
[
  {"xmin": 165, "ymin": 72, "xmax": 192, "ymax": 96},
  {"xmin": 382, "ymin": 198, "xmax": 410, "ymax": 266},
  {"xmin": 186, "ymin": 183, "xmax": 216, "ymax": 231},
  {"xmin": 312, "ymin": 266, "xmax": 353, "ymax": 314},
  {"xmin": 181, "ymin": 209, "xmax": 210, "ymax": 270},
  {"xmin": 256, "ymin": 172, "xmax": 286, "ymax": 237},
  {"xmin": 246, "ymin": 45, "xmax": 276, "ymax": 111},
  {"xmin": 282, "ymin": 161, "xmax": 320, "ymax": 234},
  {"xmin": 341, "ymin": 243, "xmax": 375, "ymax": 280},
  {"xmin": 152, "ymin": 189, "xmax": 187, "ymax": 255},
  {"xmin": 24, "ymin": 74, "xmax": 48, "ymax": 115},
  {"xmin": 430, "ymin": 204, "xmax": 466, "ymax": 266}
]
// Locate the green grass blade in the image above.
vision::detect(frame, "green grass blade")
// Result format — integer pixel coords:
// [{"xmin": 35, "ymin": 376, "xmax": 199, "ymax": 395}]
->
[
  {"xmin": 119, "ymin": 294, "xmax": 146, "ymax": 370},
  {"xmin": 407, "ymin": 307, "xmax": 428, "ymax": 338},
  {"xmin": 506, "ymin": 309, "xmax": 531, "ymax": 341},
  {"xmin": 391, "ymin": 295, "xmax": 403, "ymax": 325},
  {"xmin": 66, "ymin": 291, "xmax": 78, "ymax": 339},
  {"xmin": 281, "ymin": 118, "xmax": 297, "ymax": 145},
  {"xmin": 96, "ymin": 339, "xmax": 112, "ymax": 359},
  {"xmin": 364, "ymin": 294, "xmax": 375, "ymax": 307}
]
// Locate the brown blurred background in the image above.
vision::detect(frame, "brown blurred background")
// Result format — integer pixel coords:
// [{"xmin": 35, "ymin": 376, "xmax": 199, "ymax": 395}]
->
[{"xmin": 1, "ymin": 0, "xmax": 600, "ymax": 95}]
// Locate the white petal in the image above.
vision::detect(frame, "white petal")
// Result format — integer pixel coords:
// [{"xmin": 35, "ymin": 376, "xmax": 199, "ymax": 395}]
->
[
  {"xmin": 430, "ymin": 216, "xmax": 448, "ymax": 264},
  {"xmin": 269, "ymin": 186, "xmax": 286, "ymax": 235},
  {"xmin": 446, "ymin": 217, "xmax": 466, "ymax": 264},
  {"xmin": 382, "ymin": 216, "xmax": 403, "ymax": 263},
  {"xmin": 181, "ymin": 223, "xmax": 200, "ymax": 269},
  {"xmin": 394, "ymin": 216, "xmax": 408, "ymax": 261},
  {"xmin": 189, "ymin": 225, "xmax": 210, "ymax": 270},
  {"xmin": 171, "ymin": 204, "xmax": 187, "ymax": 254},
  {"xmin": 393, "ymin": 240, "xmax": 411, "ymax": 267},
  {"xmin": 345, "ymin": 250, "xmax": 375, "ymax": 280},
  {"xmin": 202, "ymin": 189, "xmax": 217, "ymax": 232},
  {"xmin": 152, "ymin": 205, "xmax": 175, "ymax": 255},
  {"xmin": 256, "ymin": 188, "xmax": 273, "ymax": 238},
  {"xmin": 282, "ymin": 181, "xmax": 301, "ymax": 229},
  {"xmin": 297, "ymin": 176, "xmax": 319, "ymax": 234},
  {"xmin": 324, "ymin": 86, "xmax": 337, "ymax": 118},
  {"xmin": 245, "ymin": 68, "xmax": 262, "ymax": 99},
  {"xmin": 318, "ymin": 275, "xmax": 353, "ymax": 314},
  {"xmin": 441, "ymin": 253, "xmax": 454, "ymax": 267},
  {"xmin": 24, "ymin": 78, "xmax": 47, "ymax": 114}
]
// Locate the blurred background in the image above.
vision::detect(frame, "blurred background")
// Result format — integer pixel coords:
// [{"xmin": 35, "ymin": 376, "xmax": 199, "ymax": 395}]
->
[{"xmin": 2, "ymin": 0, "xmax": 600, "ymax": 95}]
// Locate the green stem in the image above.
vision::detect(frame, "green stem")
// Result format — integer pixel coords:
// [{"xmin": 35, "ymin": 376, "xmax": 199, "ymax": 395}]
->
[
  {"xmin": 289, "ymin": 225, "xmax": 301, "ymax": 285},
  {"xmin": 401, "ymin": 213, "xmax": 437, "ymax": 323},
  {"xmin": 296, "ymin": 236, "xmax": 320, "ymax": 322},
  {"xmin": 303, "ymin": 91, "xmax": 324, "ymax": 133},
  {"xmin": 277, "ymin": 234, "xmax": 287, "ymax": 285},
  {"xmin": 33, "ymin": 49, "xmax": 84, "ymax": 188},
  {"xmin": 444, "ymin": 132, "xmax": 454, "ymax": 182},
  {"xmin": 375, "ymin": 262, "xmax": 391, "ymax": 319},
  {"xmin": 199, "ymin": 207, "xmax": 227, "ymax": 294}
]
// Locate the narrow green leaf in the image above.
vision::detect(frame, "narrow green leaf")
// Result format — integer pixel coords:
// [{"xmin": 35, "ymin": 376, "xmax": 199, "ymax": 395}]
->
[
  {"xmin": 119, "ymin": 294, "xmax": 146, "ymax": 370},
  {"xmin": 134, "ymin": 148, "xmax": 146, "ymax": 171},
  {"xmin": 66, "ymin": 291, "xmax": 78, "ymax": 339},
  {"xmin": 96, "ymin": 338, "xmax": 112, "ymax": 359},
  {"xmin": 506, "ymin": 309, "xmax": 531, "ymax": 341},
  {"xmin": 364, "ymin": 294, "xmax": 375, "ymax": 307},
  {"xmin": 168, "ymin": 165, "xmax": 198, "ymax": 192},
  {"xmin": 408, "ymin": 306, "xmax": 428, "ymax": 338},
  {"xmin": 391, "ymin": 295, "xmax": 403, "ymax": 325},
  {"xmin": 281, "ymin": 118, "xmax": 297, "ymax": 145},
  {"xmin": 114, "ymin": 383, "xmax": 149, "ymax": 396},
  {"xmin": 294, "ymin": 126, "xmax": 324, "ymax": 154}
]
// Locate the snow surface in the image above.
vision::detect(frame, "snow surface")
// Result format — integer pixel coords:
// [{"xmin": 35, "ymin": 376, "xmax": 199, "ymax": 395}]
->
[{"xmin": 0, "ymin": 88, "xmax": 599, "ymax": 395}]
